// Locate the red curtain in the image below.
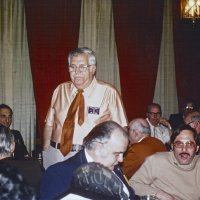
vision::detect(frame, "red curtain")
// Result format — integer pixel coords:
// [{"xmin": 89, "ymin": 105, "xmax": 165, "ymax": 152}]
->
[
  {"xmin": 25, "ymin": 0, "xmax": 81, "ymax": 140},
  {"xmin": 113, "ymin": 0, "xmax": 164, "ymax": 120},
  {"xmin": 173, "ymin": 0, "xmax": 200, "ymax": 109}
]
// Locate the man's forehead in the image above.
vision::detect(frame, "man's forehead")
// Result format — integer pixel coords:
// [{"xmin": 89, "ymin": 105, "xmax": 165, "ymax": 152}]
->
[
  {"xmin": 0, "ymin": 108, "xmax": 12, "ymax": 113},
  {"xmin": 175, "ymin": 130, "xmax": 195, "ymax": 141}
]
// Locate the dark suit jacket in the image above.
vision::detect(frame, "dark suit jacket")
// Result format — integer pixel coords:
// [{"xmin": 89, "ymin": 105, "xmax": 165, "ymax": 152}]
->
[
  {"xmin": 11, "ymin": 129, "xmax": 29, "ymax": 159},
  {"xmin": 40, "ymin": 150, "xmax": 135, "ymax": 200},
  {"xmin": 122, "ymin": 137, "xmax": 167, "ymax": 179},
  {"xmin": 169, "ymin": 113, "xmax": 184, "ymax": 131}
]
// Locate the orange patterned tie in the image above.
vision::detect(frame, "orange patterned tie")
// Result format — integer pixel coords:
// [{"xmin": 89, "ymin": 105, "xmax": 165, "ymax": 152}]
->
[{"xmin": 60, "ymin": 89, "xmax": 84, "ymax": 156}]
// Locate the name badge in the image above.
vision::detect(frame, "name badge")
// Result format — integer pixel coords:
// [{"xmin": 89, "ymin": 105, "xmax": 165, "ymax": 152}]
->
[{"xmin": 88, "ymin": 106, "xmax": 100, "ymax": 115}]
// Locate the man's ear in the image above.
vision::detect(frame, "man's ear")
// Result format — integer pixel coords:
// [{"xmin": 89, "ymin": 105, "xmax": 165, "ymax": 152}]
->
[
  {"xmin": 10, "ymin": 142, "xmax": 15, "ymax": 153},
  {"xmin": 196, "ymin": 145, "xmax": 199, "ymax": 153},
  {"xmin": 91, "ymin": 65, "xmax": 96, "ymax": 75}
]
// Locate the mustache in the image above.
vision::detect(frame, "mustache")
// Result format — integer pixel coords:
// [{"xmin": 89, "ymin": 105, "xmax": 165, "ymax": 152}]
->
[{"xmin": 179, "ymin": 152, "xmax": 190, "ymax": 156}]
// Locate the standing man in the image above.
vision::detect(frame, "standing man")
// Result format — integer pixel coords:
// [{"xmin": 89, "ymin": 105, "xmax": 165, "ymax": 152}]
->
[
  {"xmin": 40, "ymin": 121, "xmax": 135, "ymax": 200},
  {"xmin": 146, "ymin": 103, "xmax": 171, "ymax": 145},
  {"xmin": 130, "ymin": 124, "xmax": 200, "ymax": 200},
  {"xmin": 0, "ymin": 104, "xmax": 29, "ymax": 159},
  {"xmin": 122, "ymin": 118, "xmax": 166, "ymax": 179},
  {"xmin": 43, "ymin": 47, "xmax": 127, "ymax": 169}
]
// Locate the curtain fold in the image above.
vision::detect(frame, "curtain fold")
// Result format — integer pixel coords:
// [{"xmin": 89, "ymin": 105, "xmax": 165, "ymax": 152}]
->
[
  {"xmin": 113, "ymin": 0, "xmax": 164, "ymax": 120},
  {"xmin": 25, "ymin": 0, "xmax": 81, "ymax": 140},
  {"xmin": 153, "ymin": 0, "xmax": 178, "ymax": 118},
  {"xmin": 0, "ymin": 0, "xmax": 35, "ymax": 152},
  {"xmin": 78, "ymin": 0, "xmax": 121, "ymax": 92}
]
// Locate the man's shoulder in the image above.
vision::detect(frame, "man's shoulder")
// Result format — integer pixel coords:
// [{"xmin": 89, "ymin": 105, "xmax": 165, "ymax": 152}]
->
[
  {"xmin": 55, "ymin": 81, "xmax": 72, "ymax": 90},
  {"xmin": 96, "ymin": 80, "xmax": 119, "ymax": 92},
  {"xmin": 46, "ymin": 150, "xmax": 87, "ymax": 173},
  {"xmin": 146, "ymin": 151, "xmax": 170, "ymax": 161}
]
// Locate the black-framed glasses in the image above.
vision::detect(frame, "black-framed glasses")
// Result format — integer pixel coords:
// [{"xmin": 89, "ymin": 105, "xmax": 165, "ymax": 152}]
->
[
  {"xmin": 69, "ymin": 64, "xmax": 91, "ymax": 72},
  {"xmin": 148, "ymin": 112, "xmax": 161, "ymax": 116},
  {"xmin": 173, "ymin": 140, "xmax": 196, "ymax": 149}
]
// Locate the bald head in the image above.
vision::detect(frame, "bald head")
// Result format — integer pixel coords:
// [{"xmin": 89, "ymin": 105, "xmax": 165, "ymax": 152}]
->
[{"xmin": 129, "ymin": 118, "xmax": 151, "ymax": 144}]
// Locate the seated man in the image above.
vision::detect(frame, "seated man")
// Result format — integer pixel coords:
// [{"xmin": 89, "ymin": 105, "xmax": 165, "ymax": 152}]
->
[
  {"xmin": 146, "ymin": 103, "xmax": 171, "ymax": 145},
  {"xmin": 187, "ymin": 114, "xmax": 200, "ymax": 153},
  {"xmin": 122, "ymin": 118, "xmax": 166, "ymax": 179},
  {"xmin": 0, "ymin": 104, "xmax": 29, "ymax": 159},
  {"xmin": 169, "ymin": 97, "xmax": 197, "ymax": 130},
  {"xmin": 40, "ymin": 121, "xmax": 135, "ymax": 200},
  {"xmin": 129, "ymin": 124, "xmax": 200, "ymax": 200},
  {"xmin": 0, "ymin": 124, "xmax": 43, "ymax": 198}
]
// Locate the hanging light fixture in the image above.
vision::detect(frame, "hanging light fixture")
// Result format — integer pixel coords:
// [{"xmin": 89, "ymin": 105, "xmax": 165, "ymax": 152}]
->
[{"xmin": 181, "ymin": 0, "xmax": 200, "ymax": 23}]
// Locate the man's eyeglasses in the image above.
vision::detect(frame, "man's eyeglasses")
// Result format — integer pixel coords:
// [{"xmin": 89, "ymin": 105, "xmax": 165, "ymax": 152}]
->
[
  {"xmin": 173, "ymin": 141, "xmax": 196, "ymax": 149},
  {"xmin": 148, "ymin": 112, "xmax": 161, "ymax": 116},
  {"xmin": 69, "ymin": 64, "xmax": 91, "ymax": 72}
]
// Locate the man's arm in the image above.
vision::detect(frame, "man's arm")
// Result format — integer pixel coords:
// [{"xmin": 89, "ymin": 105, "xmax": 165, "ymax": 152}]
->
[{"xmin": 43, "ymin": 124, "xmax": 53, "ymax": 150}]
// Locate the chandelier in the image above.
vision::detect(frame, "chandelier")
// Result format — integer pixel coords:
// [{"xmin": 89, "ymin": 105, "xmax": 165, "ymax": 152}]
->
[{"xmin": 181, "ymin": 0, "xmax": 200, "ymax": 23}]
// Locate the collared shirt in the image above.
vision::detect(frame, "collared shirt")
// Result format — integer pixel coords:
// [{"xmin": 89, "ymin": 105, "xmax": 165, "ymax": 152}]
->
[
  {"xmin": 45, "ymin": 77, "xmax": 127, "ymax": 144},
  {"xmin": 146, "ymin": 118, "xmax": 170, "ymax": 144}
]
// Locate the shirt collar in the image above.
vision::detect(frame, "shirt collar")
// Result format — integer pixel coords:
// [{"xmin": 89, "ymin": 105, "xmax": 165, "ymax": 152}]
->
[
  {"xmin": 84, "ymin": 149, "xmax": 94, "ymax": 163},
  {"xmin": 69, "ymin": 77, "xmax": 97, "ymax": 97}
]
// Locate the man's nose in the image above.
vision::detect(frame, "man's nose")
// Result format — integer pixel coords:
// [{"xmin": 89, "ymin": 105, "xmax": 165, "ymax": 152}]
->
[{"xmin": 74, "ymin": 66, "xmax": 81, "ymax": 73}]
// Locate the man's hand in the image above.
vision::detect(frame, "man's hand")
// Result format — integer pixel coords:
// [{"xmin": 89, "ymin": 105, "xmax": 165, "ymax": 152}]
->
[{"xmin": 159, "ymin": 118, "xmax": 172, "ymax": 130}]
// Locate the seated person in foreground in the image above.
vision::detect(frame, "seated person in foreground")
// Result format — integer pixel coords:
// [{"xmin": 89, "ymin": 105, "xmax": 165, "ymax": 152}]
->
[
  {"xmin": 122, "ymin": 118, "xmax": 166, "ymax": 179},
  {"xmin": 40, "ymin": 121, "xmax": 135, "ymax": 200},
  {"xmin": 129, "ymin": 124, "xmax": 200, "ymax": 200},
  {"xmin": 0, "ymin": 162, "xmax": 35, "ymax": 200},
  {"xmin": 59, "ymin": 162, "xmax": 130, "ymax": 200},
  {"xmin": 0, "ymin": 124, "xmax": 43, "ymax": 198},
  {"xmin": 0, "ymin": 104, "xmax": 29, "ymax": 159}
]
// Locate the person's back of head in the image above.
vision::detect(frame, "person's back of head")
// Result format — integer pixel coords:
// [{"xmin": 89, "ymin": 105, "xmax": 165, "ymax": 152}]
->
[
  {"xmin": 0, "ymin": 162, "xmax": 35, "ymax": 200},
  {"xmin": 71, "ymin": 162, "xmax": 128, "ymax": 200},
  {"xmin": 129, "ymin": 118, "xmax": 151, "ymax": 144},
  {"xmin": 0, "ymin": 124, "xmax": 15, "ymax": 159}
]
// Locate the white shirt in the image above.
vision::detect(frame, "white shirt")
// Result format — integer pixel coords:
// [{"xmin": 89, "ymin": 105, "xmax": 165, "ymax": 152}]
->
[{"xmin": 146, "ymin": 118, "xmax": 170, "ymax": 144}]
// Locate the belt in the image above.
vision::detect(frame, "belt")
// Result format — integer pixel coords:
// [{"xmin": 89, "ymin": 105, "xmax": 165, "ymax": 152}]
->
[{"xmin": 50, "ymin": 140, "xmax": 83, "ymax": 152}]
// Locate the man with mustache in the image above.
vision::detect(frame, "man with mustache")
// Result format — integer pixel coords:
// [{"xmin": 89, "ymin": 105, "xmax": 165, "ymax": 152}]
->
[{"xmin": 129, "ymin": 124, "xmax": 200, "ymax": 200}]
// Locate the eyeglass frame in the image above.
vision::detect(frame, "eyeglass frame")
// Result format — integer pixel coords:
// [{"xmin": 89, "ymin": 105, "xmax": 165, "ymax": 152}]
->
[
  {"xmin": 173, "ymin": 140, "xmax": 196, "ymax": 149},
  {"xmin": 148, "ymin": 112, "xmax": 161, "ymax": 116},
  {"xmin": 68, "ymin": 64, "xmax": 92, "ymax": 72}
]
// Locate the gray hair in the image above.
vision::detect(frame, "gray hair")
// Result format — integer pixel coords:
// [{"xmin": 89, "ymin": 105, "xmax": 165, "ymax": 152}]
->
[
  {"xmin": 68, "ymin": 47, "xmax": 97, "ymax": 66},
  {"xmin": 129, "ymin": 118, "xmax": 151, "ymax": 135},
  {"xmin": 191, "ymin": 114, "xmax": 200, "ymax": 122},
  {"xmin": 83, "ymin": 121, "xmax": 128, "ymax": 150},
  {"xmin": 0, "ymin": 125, "xmax": 14, "ymax": 157}
]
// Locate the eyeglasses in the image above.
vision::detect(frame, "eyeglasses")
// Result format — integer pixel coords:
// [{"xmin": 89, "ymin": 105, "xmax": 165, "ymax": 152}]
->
[
  {"xmin": 69, "ymin": 64, "xmax": 91, "ymax": 72},
  {"xmin": 148, "ymin": 112, "xmax": 161, "ymax": 116},
  {"xmin": 173, "ymin": 141, "xmax": 196, "ymax": 149}
]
